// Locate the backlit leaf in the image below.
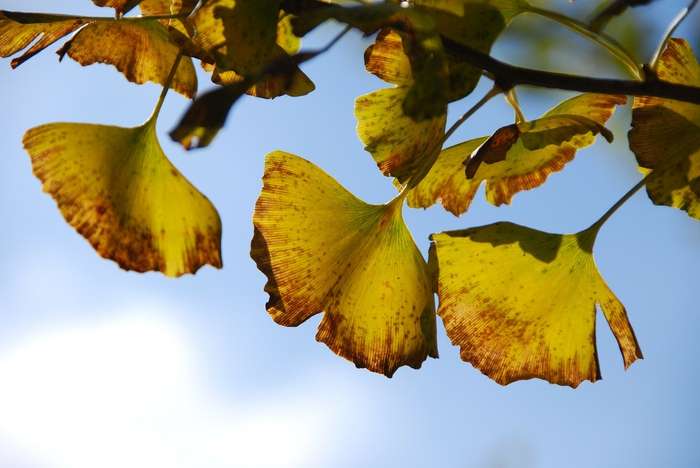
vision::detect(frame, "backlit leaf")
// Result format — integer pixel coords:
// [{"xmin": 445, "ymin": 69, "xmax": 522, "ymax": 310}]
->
[
  {"xmin": 0, "ymin": 11, "xmax": 85, "ymax": 68},
  {"xmin": 58, "ymin": 20, "xmax": 197, "ymax": 98},
  {"xmin": 406, "ymin": 137, "xmax": 486, "ymax": 215},
  {"xmin": 430, "ymin": 222, "xmax": 642, "ymax": 387},
  {"xmin": 23, "ymin": 117, "xmax": 222, "ymax": 277},
  {"xmin": 356, "ymin": 87, "xmax": 446, "ymax": 186},
  {"xmin": 407, "ymin": 94, "xmax": 624, "ymax": 215},
  {"xmin": 356, "ymin": 29, "xmax": 447, "ymax": 186},
  {"xmin": 629, "ymin": 38, "xmax": 700, "ymax": 219},
  {"xmin": 251, "ymin": 151, "xmax": 438, "ymax": 377}
]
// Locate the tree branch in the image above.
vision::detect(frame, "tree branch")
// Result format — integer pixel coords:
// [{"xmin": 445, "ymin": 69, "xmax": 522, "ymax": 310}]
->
[{"xmin": 444, "ymin": 38, "xmax": 700, "ymax": 105}]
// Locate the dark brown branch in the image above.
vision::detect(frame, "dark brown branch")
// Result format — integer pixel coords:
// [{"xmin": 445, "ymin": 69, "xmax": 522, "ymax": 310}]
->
[{"xmin": 444, "ymin": 38, "xmax": 700, "ymax": 105}]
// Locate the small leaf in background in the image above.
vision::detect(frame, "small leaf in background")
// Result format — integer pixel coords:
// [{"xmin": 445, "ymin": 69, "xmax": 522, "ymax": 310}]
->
[
  {"xmin": 139, "ymin": 0, "xmax": 198, "ymax": 35},
  {"xmin": 251, "ymin": 151, "xmax": 438, "ymax": 377},
  {"xmin": 406, "ymin": 94, "xmax": 623, "ymax": 216},
  {"xmin": 356, "ymin": 29, "xmax": 446, "ymax": 187},
  {"xmin": 0, "ymin": 11, "xmax": 85, "ymax": 68},
  {"xmin": 629, "ymin": 38, "xmax": 700, "ymax": 220},
  {"xmin": 430, "ymin": 222, "xmax": 642, "ymax": 387},
  {"xmin": 58, "ymin": 20, "xmax": 198, "ymax": 98},
  {"xmin": 23, "ymin": 119, "xmax": 222, "ymax": 277}
]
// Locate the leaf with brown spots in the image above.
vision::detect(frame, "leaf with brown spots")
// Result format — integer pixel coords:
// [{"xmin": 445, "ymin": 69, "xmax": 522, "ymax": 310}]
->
[
  {"xmin": 57, "ymin": 19, "xmax": 197, "ymax": 98},
  {"xmin": 22, "ymin": 116, "xmax": 222, "ymax": 277},
  {"xmin": 193, "ymin": 3, "xmax": 314, "ymax": 98},
  {"xmin": 430, "ymin": 222, "xmax": 642, "ymax": 387},
  {"xmin": 356, "ymin": 29, "xmax": 447, "ymax": 187},
  {"xmin": 0, "ymin": 11, "xmax": 85, "ymax": 68},
  {"xmin": 251, "ymin": 151, "xmax": 438, "ymax": 377},
  {"xmin": 406, "ymin": 94, "xmax": 623, "ymax": 216},
  {"xmin": 406, "ymin": 137, "xmax": 486, "ymax": 215},
  {"xmin": 629, "ymin": 38, "xmax": 700, "ymax": 220}
]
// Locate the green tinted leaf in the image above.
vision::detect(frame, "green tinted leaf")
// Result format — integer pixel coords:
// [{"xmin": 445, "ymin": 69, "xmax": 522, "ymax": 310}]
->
[
  {"xmin": 251, "ymin": 151, "xmax": 438, "ymax": 377},
  {"xmin": 430, "ymin": 222, "xmax": 641, "ymax": 387}
]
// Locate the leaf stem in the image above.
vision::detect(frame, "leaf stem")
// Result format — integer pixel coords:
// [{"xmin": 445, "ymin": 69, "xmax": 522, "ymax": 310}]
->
[
  {"xmin": 588, "ymin": 173, "xmax": 650, "ymax": 232},
  {"xmin": 147, "ymin": 51, "xmax": 183, "ymax": 124},
  {"xmin": 526, "ymin": 6, "xmax": 643, "ymax": 79},
  {"xmin": 1, "ymin": 10, "xmax": 190, "ymax": 24},
  {"xmin": 442, "ymin": 85, "xmax": 501, "ymax": 144},
  {"xmin": 505, "ymin": 88, "xmax": 526, "ymax": 124},
  {"xmin": 649, "ymin": 0, "xmax": 698, "ymax": 70}
]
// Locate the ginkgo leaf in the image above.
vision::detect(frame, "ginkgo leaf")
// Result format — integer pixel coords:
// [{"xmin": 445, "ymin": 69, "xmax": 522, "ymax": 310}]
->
[
  {"xmin": 192, "ymin": 2, "xmax": 312, "ymax": 98},
  {"xmin": 139, "ymin": 0, "xmax": 197, "ymax": 35},
  {"xmin": 0, "ymin": 11, "xmax": 85, "ymax": 68},
  {"xmin": 406, "ymin": 137, "xmax": 487, "ymax": 215},
  {"xmin": 629, "ymin": 38, "xmax": 700, "ymax": 219},
  {"xmin": 211, "ymin": 44, "xmax": 314, "ymax": 98},
  {"xmin": 407, "ymin": 93, "xmax": 624, "ymax": 215},
  {"xmin": 192, "ymin": 0, "xmax": 281, "ymax": 75},
  {"xmin": 23, "ymin": 117, "xmax": 222, "ymax": 277},
  {"xmin": 356, "ymin": 86, "xmax": 446, "ymax": 186},
  {"xmin": 356, "ymin": 29, "xmax": 446, "ymax": 186},
  {"xmin": 57, "ymin": 20, "xmax": 197, "ymax": 98},
  {"xmin": 251, "ymin": 151, "xmax": 438, "ymax": 377},
  {"xmin": 430, "ymin": 222, "xmax": 642, "ymax": 387}
]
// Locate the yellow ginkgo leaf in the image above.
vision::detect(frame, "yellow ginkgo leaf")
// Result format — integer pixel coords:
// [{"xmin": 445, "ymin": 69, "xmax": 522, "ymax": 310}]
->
[
  {"xmin": 430, "ymin": 222, "xmax": 642, "ymax": 387},
  {"xmin": 139, "ymin": 0, "xmax": 197, "ymax": 35},
  {"xmin": 192, "ymin": 0, "xmax": 280, "ymax": 75},
  {"xmin": 406, "ymin": 137, "xmax": 487, "ymax": 215},
  {"xmin": 629, "ymin": 38, "xmax": 700, "ymax": 220},
  {"xmin": 356, "ymin": 86, "xmax": 446, "ymax": 186},
  {"xmin": 23, "ymin": 117, "xmax": 222, "ymax": 277},
  {"xmin": 356, "ymin": 29, "xmax": 446, "ymax": 186},
  {"xmin": 58, "ymin": 20, "xmax": 197, "ymax": 98},
  {"xmin": 0, "ymin": 11, "xmax": 85, "ymax": 68},
  {"xmin": 408, "ymin": 94, "xmax": 624, "ymax": 215},
  {"xmin": 211, "ymin": 44, "xmax": 314, "ymax": 98},
  {"xmin": 251, "ymin": 151, "xmax": 438, "ymax": 377}
]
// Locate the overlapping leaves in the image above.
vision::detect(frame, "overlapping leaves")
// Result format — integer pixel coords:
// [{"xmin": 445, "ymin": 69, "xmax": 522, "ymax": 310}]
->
[{"xmin": 629, "ymin": 38, "xmax": 700, "ymax": 219}]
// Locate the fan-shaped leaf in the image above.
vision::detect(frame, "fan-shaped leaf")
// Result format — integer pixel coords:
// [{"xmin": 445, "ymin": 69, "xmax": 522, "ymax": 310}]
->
[
  {"xmin": 23, "ymin": 118, "xmax": 222, "ymax": 277},
  {"xmin": 251, "ymin": 151, "xmax": 438, "ymax": 377},
  {"xmin": 0, "ymin": 11, "xmax": 85, "ymax": 68},
  {"xmin": 356, "ymin": 86, "xmax": 446, "ymax": 186},
  {"xmin": 430, "ymin": 222, "xmax": 641, "ymax": 387},
  {"xmin": 57, "ymin": 20, "xmax": 197, "ymax": 98},
  {"xmin": 629, "ymin": 38, "xmax": 700, "ymax": 219},
  {"xmin": 356, "ymin": 29, "xmax": 447, "ymax": 186},
  {"xmin": 407, "ymin": 94, "xmax": 624, "ymax": 215}
]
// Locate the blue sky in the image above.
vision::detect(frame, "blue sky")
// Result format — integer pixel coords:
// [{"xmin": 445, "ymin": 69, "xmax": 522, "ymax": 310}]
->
[{"xmin": 0, "ymin": 1, "xmax": 698, "ymax": 467}]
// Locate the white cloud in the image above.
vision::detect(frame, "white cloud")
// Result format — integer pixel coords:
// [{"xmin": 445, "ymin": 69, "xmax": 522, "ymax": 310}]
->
[{"xmin": 0, "ymin": 305, "xmax": 361, "ymax": 468}]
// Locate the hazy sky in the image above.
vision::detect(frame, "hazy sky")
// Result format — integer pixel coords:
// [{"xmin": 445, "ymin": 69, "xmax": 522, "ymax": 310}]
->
[{"xmin": 0, "ymin": 1, "xmax": 698, "ymax": 467}]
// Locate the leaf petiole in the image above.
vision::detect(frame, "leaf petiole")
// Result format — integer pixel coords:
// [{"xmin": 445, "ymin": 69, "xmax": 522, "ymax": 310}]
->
[
  {"xmin": 526, "ymin": 6, "xmax": 643, "ymax": 79},
  {"xmin": 649, "ymin": 0, "xmax": 698, "ymax": 70},
  {"xmin": 147, "ymin": 51, "xmax": 184, "ymax": 125},
  {"xmin": 588, "ymin": 173, "xmax": 651, "ymax": 233}
]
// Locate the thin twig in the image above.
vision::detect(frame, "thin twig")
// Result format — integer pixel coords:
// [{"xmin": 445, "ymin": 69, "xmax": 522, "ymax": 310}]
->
[{"xmin": 442, "ymin": 37, "xmax": 700, "ymax": 105}]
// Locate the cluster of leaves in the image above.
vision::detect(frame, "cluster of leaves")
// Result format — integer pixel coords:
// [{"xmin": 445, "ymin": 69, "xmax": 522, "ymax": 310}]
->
[{"xmin": 3, "ymin": 0, "xmax": 700, "ymax": 387}]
